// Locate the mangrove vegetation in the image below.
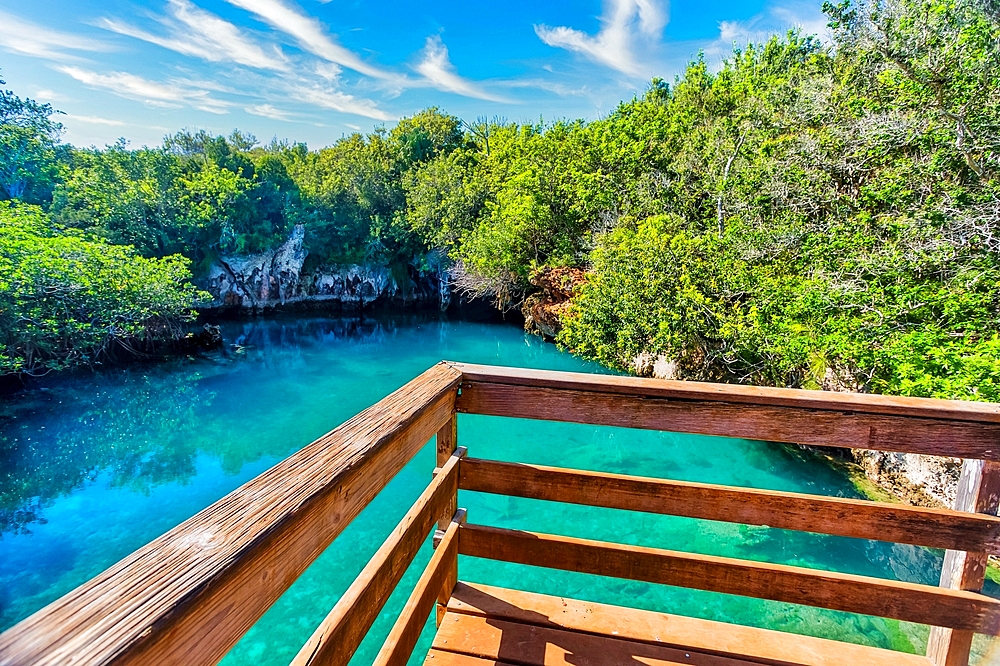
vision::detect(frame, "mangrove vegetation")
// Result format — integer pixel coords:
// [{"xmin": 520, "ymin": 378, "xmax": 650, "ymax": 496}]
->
[{"xmin": 1, "ymin": 0, "xmax": 999, "ymax": 401}]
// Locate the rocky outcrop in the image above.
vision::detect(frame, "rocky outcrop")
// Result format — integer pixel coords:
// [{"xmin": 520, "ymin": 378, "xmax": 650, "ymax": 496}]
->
[
  {"xmin": 522, "ymin": 267, "xmax": 587, "ymax": 339},
  {"xmin": 850, "ymin": 451, "xmax": 960, "ymax": 507},
  {"xmin": 202, "ymin": 225, "xmax": 450, "ymax": 312},
  {"xmin": 632, "ymin": 352, "xmax": 680, "ymax": 380}
]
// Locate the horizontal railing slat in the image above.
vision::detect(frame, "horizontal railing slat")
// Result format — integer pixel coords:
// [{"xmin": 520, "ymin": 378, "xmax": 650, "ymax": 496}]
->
[
  {"xmin": 456, "ymin": 381, "xmax": 1000, "ymax": 460},
  {"xmin": 458, "ymin": 458, "xmax": 1000, "ymax": 554},
  {"xmin": 451, "ymin": 363, "xmax": 1000, "ymax": 424},
  {"xmin": 0, "ymin": 362, "xmax": 462, "ymax": 666},
  {"xmin": 458, "ymin": 523, "xmax": 1000, "ymax": 635}
]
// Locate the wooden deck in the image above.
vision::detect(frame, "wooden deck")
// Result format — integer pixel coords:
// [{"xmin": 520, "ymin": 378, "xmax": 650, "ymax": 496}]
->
[
  {"xmin": 429, "ymin": 582, "xmax": 934, "ymax": 666},
  {"xmin": 2, "ymin": 362, "xmax": 999, "ymax": 666}
]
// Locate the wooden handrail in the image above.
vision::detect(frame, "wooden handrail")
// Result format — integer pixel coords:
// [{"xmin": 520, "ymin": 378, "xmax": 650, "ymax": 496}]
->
[
  {"xmin": 459, "ymin": 457, "xmax": 1000, "ymax": 553},
  {"xmin": 5, "ymin": 362, "xmax": 1000, "ymax": 666},
  {"xmin": 456, "ymin": 369, "xmax": 1000, "ymax": 460},
  {"xmin": 458, "ymin": 523, "xmax": 1000, "ymax": 635},
  {"xmin": 0, "ymin": 362, "xmax": 462, "ymax": 666},
  {"xmin": 452, "ymin": 363, "xmax": 1000, "ymax": 423},
  {"xmin": 372, "ymin": 509, "xmax": 466, "ymax": 666},
  {"xmin": 291, "ymin": 448, "xmax": 466, "ymax": 666}
]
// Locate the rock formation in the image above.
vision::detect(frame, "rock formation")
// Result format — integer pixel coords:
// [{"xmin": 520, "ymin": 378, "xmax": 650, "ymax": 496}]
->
[
  {"xmin": 522, "ymin": 267, "xmax": 586, "ymax": 339},
  {"xmin": 202, "ymin": 225, "xmax": 450, "ymax": 312}
]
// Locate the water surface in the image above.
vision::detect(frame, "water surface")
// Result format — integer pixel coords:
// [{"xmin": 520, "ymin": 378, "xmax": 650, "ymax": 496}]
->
[{"xmin": 0, "ymin": 313, "xmax": 993, "ymax": 664}]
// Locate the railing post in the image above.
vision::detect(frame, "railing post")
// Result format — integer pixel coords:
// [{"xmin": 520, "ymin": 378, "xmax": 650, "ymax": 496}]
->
[
  {"xmin": 927, "ymin": 459, "xmax": 1000, "ymax": 666},
  {"xmin": 434, "ymin": 411, "xmax": 459, "ymax": 624}
]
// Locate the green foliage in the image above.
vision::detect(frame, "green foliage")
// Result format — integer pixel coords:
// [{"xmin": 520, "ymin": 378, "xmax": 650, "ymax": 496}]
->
[
  {"xmin": 0, "ymin": 202, "xmax": 207, "ymax": 376},
  {"xmin": 4, "ymin": 0, "xmax": 999, "ymax": 400},
  {"xmin": 0, "ymin": 73, "xmax": 62, "ymax": 203},
  {"xmin": 555, "ymin": 0, "xmax": 1000, "ymax": 401}
]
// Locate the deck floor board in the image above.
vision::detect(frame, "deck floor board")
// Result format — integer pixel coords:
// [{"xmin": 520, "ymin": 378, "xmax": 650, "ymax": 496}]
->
[{"xmin": 424, "ymin": 582, "xmax": 933, "ymax": 666}]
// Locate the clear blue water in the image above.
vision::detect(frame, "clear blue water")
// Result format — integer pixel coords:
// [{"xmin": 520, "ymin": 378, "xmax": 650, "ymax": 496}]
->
[{"xmin": 0, "ymin": 313, "xmax": 994, "ymax": 664}]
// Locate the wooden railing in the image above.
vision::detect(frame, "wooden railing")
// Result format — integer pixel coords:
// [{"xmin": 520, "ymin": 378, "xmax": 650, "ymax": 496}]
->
[{"xmin": 1, "ymin": 361, "xmax": 999, "ymax": 666}]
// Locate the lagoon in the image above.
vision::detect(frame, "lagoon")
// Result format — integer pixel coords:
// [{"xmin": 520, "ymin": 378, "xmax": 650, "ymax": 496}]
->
[{"xmin": 0, "ymin": 313, "xmax": 988, "ymax": 664}]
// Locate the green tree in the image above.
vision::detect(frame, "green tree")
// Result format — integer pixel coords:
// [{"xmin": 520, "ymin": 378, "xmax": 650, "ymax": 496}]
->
[
  {"xmin": 0, "ymin": 74, "xmax": 62, "ymax": 202},
  {"xmin": 0, "ymin": 202, "xmax": 206, "ymax": 376}
]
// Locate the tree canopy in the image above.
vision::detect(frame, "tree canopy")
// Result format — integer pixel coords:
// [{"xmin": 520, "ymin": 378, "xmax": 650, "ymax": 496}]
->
[{"xmin": 2, "ymin": 0, "xmax": 998, "ymax": 399}]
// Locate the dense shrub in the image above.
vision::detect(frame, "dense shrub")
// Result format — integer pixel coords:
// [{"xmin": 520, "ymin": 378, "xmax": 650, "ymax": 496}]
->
[{"xmin": 0, "ymin": 202, "xmax": 206, "ymax": 375}]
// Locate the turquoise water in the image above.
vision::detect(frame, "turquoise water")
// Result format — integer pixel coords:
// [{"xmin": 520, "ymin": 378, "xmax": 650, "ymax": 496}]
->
[{"xmin": 0, "ymin": 313, "xmax": 993, "ymax": 663}]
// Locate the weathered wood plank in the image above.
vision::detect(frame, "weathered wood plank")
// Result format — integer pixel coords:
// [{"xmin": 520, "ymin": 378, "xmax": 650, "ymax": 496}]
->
[
  {"xmin": 432, "ymin": 612, "xmax": 759, "ymax": 665},
  {"xmin": 446, "ymin": 582, "xmax": 933, "ymax": 666},
  {"xmin": 436, "ymin": 413, "xmax": 458, "ymax": 532},
  {"xmin": 458, "ymin": 524, "xmax": 1000, "ymax": 634},
  {"xmin": 450, "ymin": 363, "xmax": 1000, "ymax": 424},
  {"xmin": 926, "ymin": 460, "xmax": 1000, "ymax": 666},
  {"xmin": 457, "ymin": 381, "xmax": 1000, "ymax": 459},
  {"xmin": 458, "ymin": 458, "xmax": 1000, "ymax": 554},
  {"xmin": 435, "ymin": 413, "xmax": 460, "ymax": 624},
  {"xmin": 0, "ymin": 362, "xmax": 462, "ymax": 666},
  {"xmin": 372, "ymin": 509, "xmax": 465, "ymax": 666},
  {"xmin": 290, "ymin": 450, "xmax": 465, "ymax": 666},
  {"xmin": 424, "ymin": 649, "xmax": 517, "ymax": 666}
]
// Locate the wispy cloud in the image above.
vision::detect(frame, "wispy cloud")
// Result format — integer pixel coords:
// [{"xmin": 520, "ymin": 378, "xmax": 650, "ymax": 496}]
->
[
  {"xmin": 712, "ymin": 2, "xmax": 829, "ymax": 56},
  {"xmin": 98, "ymin": 0, "xmax": 289, "ymax": 71},
  {"xmin": 63, "ymin": 114, "xmax": 127, "ymax": 126},
  {"xmin": 57, "ymin": 66, "xmax": 230, "ymax": 114},
  {"xmin": 245, "ymin": 103, "xmax": 292, "ymax": 120},
  {"xmin": 414, "ymin": 36, "xmax": 508, "ymax": 103},
  {"xmin": 32, "ymin": 88, "xmax": 72, "ymax": 102},
  {"xmin": 224, "ymin": 0, "xmax": 397, "ymax": 81},
  {"xmin": 535, "ymin": 0, "xmax": 667, "ymax": 75},
  {"xmin": 0, "ymin": 10, "xmax": 112, "ymax": 61},
  {"xmin": 286, "ymin": 83, "xmax": 393, "ymax": 120}
]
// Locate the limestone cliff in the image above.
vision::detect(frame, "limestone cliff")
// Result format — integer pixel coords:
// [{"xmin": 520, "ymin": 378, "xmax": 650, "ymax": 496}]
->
[{"xmin": 202, "ymin": 225, "xmax": 450, "ymax": 312}]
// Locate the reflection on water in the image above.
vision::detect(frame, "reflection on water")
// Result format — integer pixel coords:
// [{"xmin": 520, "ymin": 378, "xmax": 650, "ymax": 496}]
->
[{"xmin": 0, "ymin": 312, "xmax": 995, "ymax": 664}]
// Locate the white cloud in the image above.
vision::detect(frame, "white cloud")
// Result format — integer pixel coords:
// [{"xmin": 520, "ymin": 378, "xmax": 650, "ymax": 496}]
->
[
  {"xmin": 32, "ymin": 88, "xmax": 71, "ymax": 102},
  {"xmin": 63, "ymin": 114, "xmax": 126, "ymax": 126},
  {"xmin": 414, "ymin": 36, "xmax": 508, "ymax": 103},
  {"xmin": 286, "ymin": 83, "xmax": 393, "ymax": 120},
  {"xmin": 0, "ymin": 11, "xmax": 112, "ymax": 61},
  {"xmin": 224, "ymin": 0, "xmax": 398, "ymax": 81},
  {"xmin": 245, "ymin": 103, "xmax": 291, "ymax": 120},
  {"xmin": 98, "ymin": 0, "xmax": 288, "ymax": 71},
  {"xmin": 711, "ymin": 2, "xmax": 829, "ymax": 55},
  {"xmin": 535, "ymin": 0, "xmax": 667, "ymax": 75},
  {"xmin": 57, "ymin": 66, "xmax": 230, "ymax": 114}
]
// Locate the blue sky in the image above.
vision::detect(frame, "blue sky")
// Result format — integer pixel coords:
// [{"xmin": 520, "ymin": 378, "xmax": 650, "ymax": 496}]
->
[{"xmin": 0, "ymin": 0, "xmax": 828, "ymax": 149}]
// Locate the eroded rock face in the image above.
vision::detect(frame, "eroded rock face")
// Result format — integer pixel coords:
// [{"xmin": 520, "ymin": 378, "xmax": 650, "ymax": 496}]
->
[
  {"xmin": 202, "ymin": 225, "xmax": 450, "ymax": 311},
  {"xmin": 522, "ymin": 267, "xmax": 587, "ymax": 339},
  {"xmin": 851, "ymin": 450, "xmax": 961, "ymax": 507}
]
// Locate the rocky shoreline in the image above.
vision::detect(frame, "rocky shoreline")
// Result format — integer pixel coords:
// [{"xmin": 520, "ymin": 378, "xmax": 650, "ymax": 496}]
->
[{"xmin": 201, "ymin": 225, "xmax": 451, "ymax": 314}]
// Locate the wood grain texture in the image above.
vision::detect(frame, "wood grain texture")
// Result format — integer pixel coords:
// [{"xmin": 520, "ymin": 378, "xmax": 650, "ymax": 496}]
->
[
  {"xmin": 457, "ymin": 381, "xmax": 1000, "ymax": 459},
  {"xmin": 432, "ymin": 611, "xmax": 760, "ymax": 665},
  {"xmin": 450, "ymin": 363, "xmax": 1000, "ymax": 423},
  {"xmin": 926, "ymin": 460, "xmax": 1000, "ymax": 666},
  {"xmin": 458, "ymin": 524, "xmax": 1000, "ymax": 634},
  {"xmin": 424, "ymin": 649, "xmax": 517, "ymax": 666},
  {"xmin": 436, "ymin": 413, "xmax": 459, "ymax": 533},
  {"xmin": 372, "ymin": 509, "xmax": 465, "ymax": 666},
  {"xmin": 291, "ymin": 450, "xmax": 465, "ymax": 666},
  {"xmin": 458, "ymin": 458, "xmax": 1000, "ymax": 553},
  {"xmin": 0, "ymin": 362, "xmax": 462, "ymax": 666},
  {"xmin": 445, "ymin": 582, "xmax": 933, "ymax": 666}
]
